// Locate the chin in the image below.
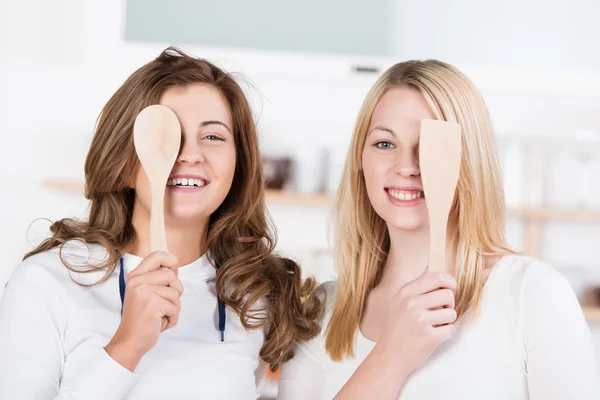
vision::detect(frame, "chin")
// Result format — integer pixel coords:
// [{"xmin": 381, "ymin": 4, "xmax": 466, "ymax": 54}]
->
[
  {"xmin": 383, "ymin": 211, "xmax": 428, "ymax": 233},
  {"xmin": 388, "ymin": 221, "xmax": 427, "ymax": 232},
  {"xmin": 166, "ymin": 206, "xmax": 211, "ymax": 222}
]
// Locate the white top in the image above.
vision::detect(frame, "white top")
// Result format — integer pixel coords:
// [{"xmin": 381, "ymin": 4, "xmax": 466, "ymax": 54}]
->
[
  {"xmin": 279, "ymin": 255, "xmax": 600, "ymax": 400},
  {"xmin": 0, "ymin": 241, "xmax": 266, "ymax": 399}
]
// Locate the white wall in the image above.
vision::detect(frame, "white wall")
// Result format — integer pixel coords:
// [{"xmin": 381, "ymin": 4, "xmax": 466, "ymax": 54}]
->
[{"xmin": 1, "ymin": 0, "xmax": 600, "ymax": 360}]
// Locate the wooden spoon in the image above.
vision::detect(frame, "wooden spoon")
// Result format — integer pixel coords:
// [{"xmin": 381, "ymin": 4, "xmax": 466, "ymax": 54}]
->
[
  {"xmin": 133, "ymin": 104, "xmax": 181, "ymax": 329},
  {"xmin": 419, "ymin": 119, "xmax": 462, "ymax": 273}
]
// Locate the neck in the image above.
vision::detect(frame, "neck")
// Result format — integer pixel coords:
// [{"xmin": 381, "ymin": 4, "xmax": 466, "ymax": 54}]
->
[
  {"xmin": 130, "ymin": 202, "xmax": 209, "ymax": 267},
  {"xmin": 379, "ymin": 223, "xmax": 457, "ymax": 291}
]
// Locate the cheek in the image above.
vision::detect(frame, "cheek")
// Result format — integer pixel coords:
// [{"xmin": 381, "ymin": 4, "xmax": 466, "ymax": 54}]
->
[
  {"xmin": 134, "ymin": 169, "xmax": 152, "ymax": 206},
  {"xmin": 213, "ymin": 147, "xmax": 237, "ymax": 184},
  {"xmin": 362, "ymin": 152, "xmax": 388, "ymax": 193}
]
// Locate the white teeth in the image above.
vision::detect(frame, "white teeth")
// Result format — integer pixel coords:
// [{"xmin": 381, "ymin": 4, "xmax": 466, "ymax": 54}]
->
[
  {"xmin": 388, "ymin": 189, "xmax": 423, "ymax": 201},
  {"xmin": 166, "ymin": 178, "xmax": 207, "ymax": 187}
]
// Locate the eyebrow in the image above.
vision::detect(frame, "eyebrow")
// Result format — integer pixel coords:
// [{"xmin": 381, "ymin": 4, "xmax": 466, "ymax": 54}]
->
[
  {"xmin": 200, "ymin": 120, "xmax": 232, "ymax": 133},
  {"xmin": 368, "ymin": 125, "xmax": 396, "ymax": 137}
]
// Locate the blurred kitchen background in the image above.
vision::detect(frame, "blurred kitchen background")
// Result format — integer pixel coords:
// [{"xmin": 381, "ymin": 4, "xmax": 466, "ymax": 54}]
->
[{"xmin": 2, "ymin": 0, "xmax": 600, "ymax": 394}]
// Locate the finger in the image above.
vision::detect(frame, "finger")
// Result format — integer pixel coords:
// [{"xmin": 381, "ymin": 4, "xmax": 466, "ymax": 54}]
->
[
  {"xmin": 402, "ymin": 272, "xmax": 457, "ymax": 297},
  {"xmin": 157, "ymin": 297, "xmax": 181, "ymax": 331},
  {"xmin": 419, "ymin": 288, "xmax": 456, "ymax": 310},
  {"xmin": 128, "ymin": 268, "xmax": 184, "ymax": 295},
  {"xmin": 426, "ymin": 308, "xmax": 458, "ymax": 327},
  {"xmin": 128, "ymin": 251, "xmax": 178, "ymax": 278},
  {"xmin": 151, "ymin": 286, "xmax": 182, "ymax": 310}
]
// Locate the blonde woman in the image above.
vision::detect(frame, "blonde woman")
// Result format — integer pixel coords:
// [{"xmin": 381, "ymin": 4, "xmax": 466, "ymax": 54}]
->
[
  {"xmin": 278, "ymin": 61, "xmax": 599, "ymax": 399},
  {"xmin": 0, "ymin": 47, "xmax": 320, "ymax": 399}
]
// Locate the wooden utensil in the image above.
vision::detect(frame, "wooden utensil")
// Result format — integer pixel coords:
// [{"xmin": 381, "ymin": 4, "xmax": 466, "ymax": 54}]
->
[
  {"xmin": 133, "ymin": 104, "xmax": 181, "ymax": 329},
  {"xmin": 419, "ymin": 119, "xmax": 462, "ymax": 273},
  {"xmin": 133, "ymin": 104, "xmax": 181, "ymax": 251}
]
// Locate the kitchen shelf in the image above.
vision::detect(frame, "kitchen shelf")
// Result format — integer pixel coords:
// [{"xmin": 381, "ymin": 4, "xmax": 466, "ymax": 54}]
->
[
  {"xmin": 583, "ymin": 307, "xmax": 600, "ymax": 323},
  {"xmin": 508, "ymin": 207, "xmax": 600, "ymax": 222},
  {"xmin": 42, "ymin": 180, "xmax": 84, "ymax": 193},
  {"xmin": 264, "ymin": 190, "xmax": 330, "ymax": 205}
]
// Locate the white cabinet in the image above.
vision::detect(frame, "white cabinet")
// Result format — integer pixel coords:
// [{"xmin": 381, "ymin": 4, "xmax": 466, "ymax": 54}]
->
[{"xmin": 125, "ymin": 0, "xmax": 393, "ymax": 57}]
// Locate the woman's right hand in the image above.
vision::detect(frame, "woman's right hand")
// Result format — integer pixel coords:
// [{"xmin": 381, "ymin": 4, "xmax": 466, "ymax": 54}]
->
[
  {"xmin": 373, "ymin": 271, "xmax": 458, "ymax": 378},
  {"xmin": 105, "ymin": 251, "xmax": 183, "ymax": 371}
]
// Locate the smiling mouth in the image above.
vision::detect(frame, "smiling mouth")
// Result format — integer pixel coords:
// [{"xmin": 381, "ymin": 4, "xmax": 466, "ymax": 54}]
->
[
  {"xmin": 386, "ymin": 188, "xmax": 424, "ymax": 200},
  {"xmin": 166, "ymin": 178, "xmax": 208, "ymax": 188}
]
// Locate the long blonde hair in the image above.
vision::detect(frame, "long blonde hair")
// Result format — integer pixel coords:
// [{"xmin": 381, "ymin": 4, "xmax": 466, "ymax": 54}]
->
[
  {"xmin": 25, "ymin": 47, "xmax": 321, "ymax": 370},
  {"xmin": 326, "ymin": 60, "xmax": 514, "ymax": 360}
]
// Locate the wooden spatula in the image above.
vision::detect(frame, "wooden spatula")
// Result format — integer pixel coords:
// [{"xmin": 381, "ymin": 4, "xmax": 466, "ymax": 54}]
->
[
  {"xmin": 419, "ymin": 119, "xmax": 462, "ymax": 273},
  {"xmin": 133, "ymin": 104, "xmax": 181, "ymax": 328}
]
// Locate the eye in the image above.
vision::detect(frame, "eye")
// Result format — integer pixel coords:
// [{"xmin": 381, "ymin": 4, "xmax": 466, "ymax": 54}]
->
[
  {"xmin": 374, "ymin": 140, "xmax": 394, "ymax": 149},
  {"xmin": 204, "ymin": 134, "xmax": 225, "ymax": 141}
]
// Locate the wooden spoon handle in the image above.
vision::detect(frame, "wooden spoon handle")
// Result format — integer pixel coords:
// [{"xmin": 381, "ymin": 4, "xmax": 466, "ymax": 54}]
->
[
  {"xmin": 150, "ymin": 185, "xmax": 169, "ymax": 331},
  {"xmin": 150, "ymin": 187, "xmax": 168, "ymax": 253}
]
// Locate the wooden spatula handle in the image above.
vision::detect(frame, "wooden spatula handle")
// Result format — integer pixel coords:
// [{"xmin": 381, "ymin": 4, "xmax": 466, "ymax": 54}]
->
[{"xmin": 428, "ymin": 211, "xmax": 448, "ymax": 273}]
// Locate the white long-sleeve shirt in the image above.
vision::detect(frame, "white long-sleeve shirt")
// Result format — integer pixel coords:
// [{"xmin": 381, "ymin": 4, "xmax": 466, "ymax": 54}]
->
[
  {"xmin": 0, "ymin": 241, "xmax": 266, "ymax": 399},
  {"xmin": 279, "ymin": 255, "xmax": 600, "ymax": 400}
]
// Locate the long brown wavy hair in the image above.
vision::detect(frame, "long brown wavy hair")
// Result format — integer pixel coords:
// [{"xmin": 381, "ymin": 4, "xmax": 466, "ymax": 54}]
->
[{"xmin": 24, "ymin": 47, "xmax": 321, "ymax": 370}]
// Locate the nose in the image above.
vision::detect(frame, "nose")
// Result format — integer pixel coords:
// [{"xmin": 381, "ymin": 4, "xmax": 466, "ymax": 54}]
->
[
  {"xmin": 176, "ymin": 137, "xmax": 204, "ymax": 165},
  {"xmin": 394, "ymin": 151, "xmax": 420, "ymax": 177}
]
